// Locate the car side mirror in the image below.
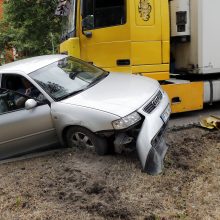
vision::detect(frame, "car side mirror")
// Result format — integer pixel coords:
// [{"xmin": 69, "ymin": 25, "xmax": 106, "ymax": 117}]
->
[{"xmin": 25, "ymin": 99, "xmax": 37, "ymax": 110}]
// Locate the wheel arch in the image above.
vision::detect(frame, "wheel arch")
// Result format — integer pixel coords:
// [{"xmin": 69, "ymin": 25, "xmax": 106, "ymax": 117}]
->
[{"xmin": 62, "ymin": 124, "xmax": 110, "ymax": 155}]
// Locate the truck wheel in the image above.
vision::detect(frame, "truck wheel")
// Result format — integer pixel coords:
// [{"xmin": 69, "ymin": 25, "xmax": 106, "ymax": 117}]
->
[{"xmin": 66, "ymin": 126, "xmax": 109, "ymax": 156}]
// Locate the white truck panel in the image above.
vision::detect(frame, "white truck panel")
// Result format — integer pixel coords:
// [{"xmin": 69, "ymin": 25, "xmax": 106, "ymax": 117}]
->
[
  {"xmin": 170, "ymin": 0, "xmax": 190, "ymax": 37},
  {"xmin": 172, "ymin": 0, "xmax": 220, "ymax": 74}
]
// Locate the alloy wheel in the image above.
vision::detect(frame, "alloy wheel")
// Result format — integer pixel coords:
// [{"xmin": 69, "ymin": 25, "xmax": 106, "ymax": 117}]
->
[{"xmin": 71, "ymin": 132, "xmax": 94, "ymax": 149}]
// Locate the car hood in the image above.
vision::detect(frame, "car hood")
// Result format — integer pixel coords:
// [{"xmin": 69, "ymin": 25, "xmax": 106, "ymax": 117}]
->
[{"xmin": 60, "ymin": 73, "xmax": 159, "ymax": 117}]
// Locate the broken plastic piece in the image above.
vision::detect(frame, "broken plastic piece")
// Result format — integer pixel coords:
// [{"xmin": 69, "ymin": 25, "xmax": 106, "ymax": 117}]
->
[
  {"xmin": 114, "ymin": 133, "xmax": 133, "ymax": 154},
  {"xmin": 200, "ymin": 115, "xmax": 220, "ymax": 130},
  {"xmin": 144, "ymin": 137, "xmax": 168, "ymax": 175}
]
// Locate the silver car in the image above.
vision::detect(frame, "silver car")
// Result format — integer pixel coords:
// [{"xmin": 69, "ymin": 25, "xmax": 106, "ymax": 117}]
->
[{"xmin": 0, "ymin": 55, "xmax": 170, "ymax": 175}]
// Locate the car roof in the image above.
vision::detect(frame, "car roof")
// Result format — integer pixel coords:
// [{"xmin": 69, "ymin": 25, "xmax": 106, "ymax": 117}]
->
[{"xmin": 0, "ymin": 54, "xmax": 68, "ymax": 75}]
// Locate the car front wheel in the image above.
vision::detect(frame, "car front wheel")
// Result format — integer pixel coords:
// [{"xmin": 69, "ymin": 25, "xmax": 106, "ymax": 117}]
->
[{"xmin": 65, "ymin": 126, "xmax": 109, "ymax": 156}]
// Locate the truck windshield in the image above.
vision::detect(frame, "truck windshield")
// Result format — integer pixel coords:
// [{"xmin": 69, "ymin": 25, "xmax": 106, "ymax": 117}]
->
[
  {"xmin": 67, "ymin": 0, "xmax": 76, "ymax": 35},
  {"xmin": 56, "ymin": 0, "xmax": 77, "ymax": 39},
  {"xmin": 29, "ymin": 57, "xmax": 108, "ymax": 101}
]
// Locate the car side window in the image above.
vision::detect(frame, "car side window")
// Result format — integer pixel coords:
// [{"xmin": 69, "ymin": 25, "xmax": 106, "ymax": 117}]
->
[
  {"xmin": 0, "ymin": 89, "xmax": 28, "ymax": 114},
  {"xmin": 1, "ymin": 74, "xmax": 46, "ymax": 102}
]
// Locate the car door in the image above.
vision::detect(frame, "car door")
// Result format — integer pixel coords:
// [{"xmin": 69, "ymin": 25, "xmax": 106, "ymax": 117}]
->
[{"xmin": 0, "ymin": 88, "xmax": 58, "ymax": 159}]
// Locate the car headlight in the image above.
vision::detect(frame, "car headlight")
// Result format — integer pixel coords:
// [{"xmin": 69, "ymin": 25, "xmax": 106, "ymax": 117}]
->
[{"xmin": 112, "ymin": 112, "xmax": 141, "ymax": 130}]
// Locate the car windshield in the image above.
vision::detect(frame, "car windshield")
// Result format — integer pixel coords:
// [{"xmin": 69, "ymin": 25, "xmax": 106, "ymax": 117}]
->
[{"xmin": 29, "ymin": 57, "xmax": 108, "ymax": 101}]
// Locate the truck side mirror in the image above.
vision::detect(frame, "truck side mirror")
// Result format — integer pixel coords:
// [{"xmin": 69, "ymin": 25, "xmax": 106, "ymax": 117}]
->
[{"xmin": 82, "ymin": 15, "xmax": 94, "ymax": 38}]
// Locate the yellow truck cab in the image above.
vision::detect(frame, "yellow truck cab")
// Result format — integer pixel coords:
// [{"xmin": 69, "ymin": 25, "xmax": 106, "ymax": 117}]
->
[
  {"xmin": 58, "ymin": 0, "xmax": 220, "ymax": 113},
  {"xmin": 60, "ymin": 0, "xmax": 169, "ymax": 80}
]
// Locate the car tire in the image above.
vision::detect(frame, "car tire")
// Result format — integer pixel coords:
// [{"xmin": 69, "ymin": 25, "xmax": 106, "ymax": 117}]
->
[{"xmin": 66, "ymin": 126, "xmax": 109, "ymax": 156}]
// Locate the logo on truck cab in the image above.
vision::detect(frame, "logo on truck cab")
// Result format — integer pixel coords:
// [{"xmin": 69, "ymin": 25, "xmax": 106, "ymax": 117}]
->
[{"xmin": 138, "ymin": 0, "xmax": 152, "ymax": 21}]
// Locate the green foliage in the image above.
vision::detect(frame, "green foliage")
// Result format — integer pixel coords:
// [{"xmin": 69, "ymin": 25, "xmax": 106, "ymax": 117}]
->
[
  {"xmin": 0, "ymin": 0, "xmax": 62, "ymax": 57},
  {"xmin": 15, "ymin": 196, "xmax": 21, "ymax": 207}
]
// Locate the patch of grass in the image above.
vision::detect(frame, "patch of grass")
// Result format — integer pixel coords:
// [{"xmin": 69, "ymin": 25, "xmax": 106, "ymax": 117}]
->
[{"xmin": 15, "ymin": 196, "xmax": 21, "ymax": 208}]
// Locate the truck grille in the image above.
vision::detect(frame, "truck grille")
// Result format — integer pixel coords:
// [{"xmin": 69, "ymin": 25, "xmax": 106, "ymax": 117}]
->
[{"xmin": 143, "ymin": 90, "xmax": 163, "ymax": 113}]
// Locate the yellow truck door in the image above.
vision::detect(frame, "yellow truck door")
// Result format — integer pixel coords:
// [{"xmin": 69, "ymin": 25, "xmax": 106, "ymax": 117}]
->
[{"xmin": 80, "ymin": 0, "xmax": 131, "ymax": 72}]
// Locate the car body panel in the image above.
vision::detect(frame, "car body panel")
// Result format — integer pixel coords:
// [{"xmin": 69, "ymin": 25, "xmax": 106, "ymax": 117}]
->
[
  {"xmin": 61, "ymin": 72, "xmax": 160, "ymax": 117},
  {"xmin": 136, "ymin": 91, "xmax": 170, "ymax": 174},
  {"xmin": 0, "ymin": 104, "xmax": 58, "ymax": 159},
  {"xmin": 50, "ymin": 102, "xmax": 119, "ymax": 144},
  {"xmin": 0, "ymin": 55, "xmax": 67, "ymax": 75}
]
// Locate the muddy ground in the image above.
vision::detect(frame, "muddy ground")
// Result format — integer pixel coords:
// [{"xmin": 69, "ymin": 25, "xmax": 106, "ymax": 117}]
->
[{"xmin": 0, "ymin": 126, "xmax": 219, "ymax": 220}]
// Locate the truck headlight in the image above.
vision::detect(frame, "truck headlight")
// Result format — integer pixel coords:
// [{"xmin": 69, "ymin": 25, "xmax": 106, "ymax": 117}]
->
[{"xmin": 112, "ymin": 112, "xmax": 141, "ymax": 130}]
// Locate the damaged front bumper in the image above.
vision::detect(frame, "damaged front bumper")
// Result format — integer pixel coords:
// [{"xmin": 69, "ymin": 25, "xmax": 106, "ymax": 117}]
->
[
  {"xmin": 136, "ymin": 90, "xmax": 171, "ymax": 175},
  {"xmin": 99, "ymin": 89, "xmax": 171, "ymax": 175},
  {"xmin": 139, "ymin": 122, "xmax": 168, "ymax": 175}
]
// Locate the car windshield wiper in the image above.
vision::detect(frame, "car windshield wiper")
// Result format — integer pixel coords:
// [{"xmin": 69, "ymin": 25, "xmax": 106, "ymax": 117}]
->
[
  {"xmin": 89, "ymin": 72, "xmax": 109, "ymax": 87},
  {"xmin": 56, "ymin": 88, "xmax": 85, "ymax": 101}
]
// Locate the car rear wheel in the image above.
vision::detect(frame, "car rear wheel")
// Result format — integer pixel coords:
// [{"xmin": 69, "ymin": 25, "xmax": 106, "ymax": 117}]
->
[{"xmin": 66, "ymin": 126, "xmax": 109, "ymax": 156}]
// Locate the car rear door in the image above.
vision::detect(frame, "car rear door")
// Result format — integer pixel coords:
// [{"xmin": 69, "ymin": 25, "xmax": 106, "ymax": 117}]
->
[{"xmin": 0, "ymin": 89, "xmax": 58, "ymax": 159}]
